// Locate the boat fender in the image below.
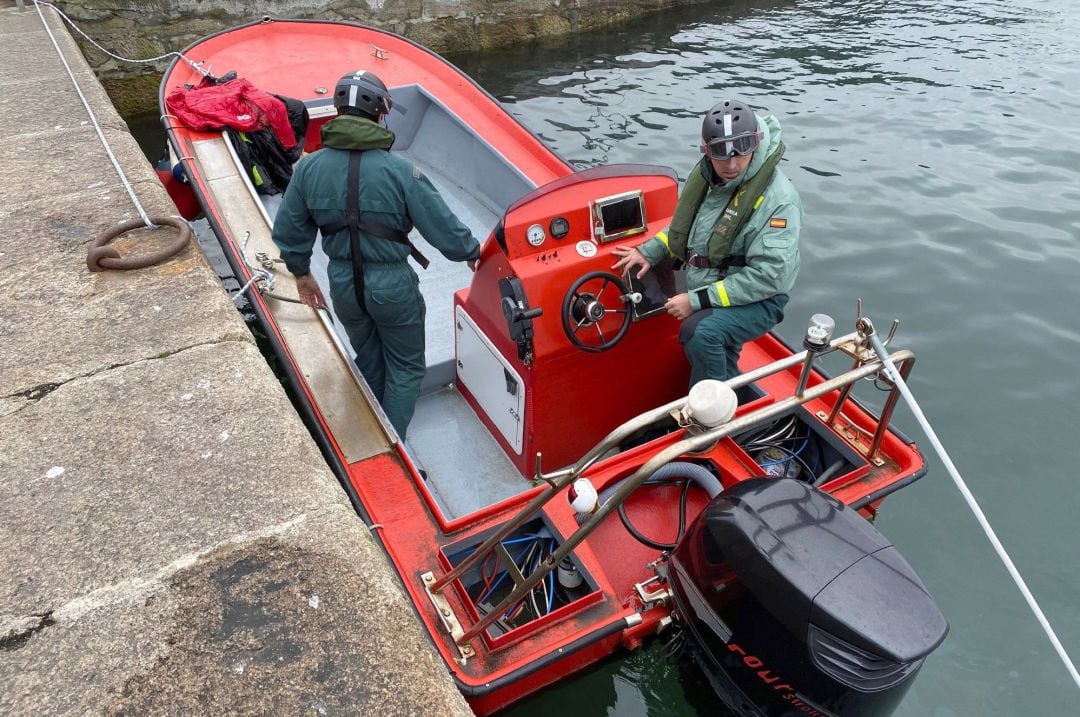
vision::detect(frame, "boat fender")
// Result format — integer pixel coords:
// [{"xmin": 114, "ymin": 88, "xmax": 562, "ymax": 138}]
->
[{"xmin": 568, "ymin": 478, "xmax": 598, "ymax": 519}]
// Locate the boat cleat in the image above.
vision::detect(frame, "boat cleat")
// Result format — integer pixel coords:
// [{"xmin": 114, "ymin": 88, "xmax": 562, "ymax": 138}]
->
[
  {"xmin": 633, "ymin": 574, "xmax": 672, "ymax": 609},
  {"xmin": 421, "ymin": 572, "xmax": 474, "ymax": 663}
]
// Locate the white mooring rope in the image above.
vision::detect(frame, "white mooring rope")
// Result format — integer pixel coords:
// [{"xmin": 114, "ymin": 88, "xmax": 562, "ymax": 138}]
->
[
  {"xmin": 868, "ymin": 331, "xmax": 1080, "ymax": 691},
  {"xmin": 33, "ymin": 0, "xmax": 155, "ymax": 227},
  {"xmin": 34, "ymin": 1, "xmax": 211, "ymax": 75}
]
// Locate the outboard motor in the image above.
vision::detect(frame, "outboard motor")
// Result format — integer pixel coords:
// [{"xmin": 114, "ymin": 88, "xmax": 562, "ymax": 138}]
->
[{"xmin": 668, "ymin": 478, "xmax": 947, "ymax": 717}]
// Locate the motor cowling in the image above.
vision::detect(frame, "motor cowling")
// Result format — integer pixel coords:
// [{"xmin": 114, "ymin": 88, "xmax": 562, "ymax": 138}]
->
[{"xmin": 668, "ymin": 478, "xmax": 948, "ymax": 717}]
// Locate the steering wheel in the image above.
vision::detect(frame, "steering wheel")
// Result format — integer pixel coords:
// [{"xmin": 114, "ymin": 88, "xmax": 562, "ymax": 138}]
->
[{"xmin": 561, "ymin": 271, "xmax": 633, "ymax": 352}]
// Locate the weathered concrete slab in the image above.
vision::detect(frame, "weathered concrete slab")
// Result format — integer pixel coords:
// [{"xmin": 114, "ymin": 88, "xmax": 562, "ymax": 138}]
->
[
  {"xmin": 0, "ymin": 11, "xmax": 96, "ymax": 74},
  {"xmin": 0, "ymin": 161, "xmax": 243, "ymax": 399},
  {"xmin": 1, "ymin": 341, "xmax": 341, "ymax": 615},
  {"xmin": 2, "ymin": 504, "xmax": 471, "ymax": 716},
  {"xmin": 0, "ymin": 70, "xmax": 119, "ymax": 143},
  {"xmin": 0, "ymin": 6, "xmax": 471, "ymax": 715}
]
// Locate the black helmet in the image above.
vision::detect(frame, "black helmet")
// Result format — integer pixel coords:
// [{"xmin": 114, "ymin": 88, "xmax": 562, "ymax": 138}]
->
[
  {"xmin": 333, "ymin": 70, "xmax": 392, "ymax": 118},
  {"xmin": 700, "ymin": 98, "xmax": 760, "ymax": 159}
]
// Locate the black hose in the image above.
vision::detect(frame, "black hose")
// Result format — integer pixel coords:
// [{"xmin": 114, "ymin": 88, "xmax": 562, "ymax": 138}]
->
[
  {"xmin": 618, "ymin": 476, "xmax": 692, "ymax": 551},
  {"xmin": 599, "ymin": 461, "xmax": 724, "ymax": 551}
]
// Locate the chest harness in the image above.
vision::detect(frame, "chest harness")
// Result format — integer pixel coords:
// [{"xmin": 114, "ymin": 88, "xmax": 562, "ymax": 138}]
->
[
  {"xmin": 666, "ymin": 142, "xmax": 784, "ymax": 277},
  {"xmin": 317, "ymin": 151, "xmax": 429, "ymax": 305}
]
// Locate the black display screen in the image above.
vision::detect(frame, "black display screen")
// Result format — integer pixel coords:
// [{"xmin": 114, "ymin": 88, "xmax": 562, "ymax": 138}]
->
[
  {"xmin": 624, "ymin": 260, "xmax": 679, "ymax": 320},
  {"xmin": 596, "ymin": 192, "xmax": 646, "ymax": 241}
]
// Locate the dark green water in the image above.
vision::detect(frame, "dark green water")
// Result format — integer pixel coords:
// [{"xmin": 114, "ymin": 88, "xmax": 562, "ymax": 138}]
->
[
  {"xmin": 128, "ymin": 0, "xmax": 1080, "ymax": 713},
  {"xmin": 448, "ymin": 1, "xmax": 1080, "ymax": 714}
]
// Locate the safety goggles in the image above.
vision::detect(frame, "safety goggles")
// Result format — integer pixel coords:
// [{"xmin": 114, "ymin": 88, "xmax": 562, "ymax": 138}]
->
[{"xmin": 700, "ymin": 130, "xmax": 761, "ymax": 159}]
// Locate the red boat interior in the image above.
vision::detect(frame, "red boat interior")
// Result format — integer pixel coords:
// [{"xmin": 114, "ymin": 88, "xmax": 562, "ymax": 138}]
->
[{"xmin": 160, "ymin": 20, "xmax": 929, "ymax": 714}]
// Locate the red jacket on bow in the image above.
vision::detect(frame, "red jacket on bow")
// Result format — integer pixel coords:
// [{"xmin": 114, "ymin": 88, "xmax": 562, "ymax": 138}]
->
[{"xmin": 166, "ymin": 78, "xmax": 297, "ymax": 150}]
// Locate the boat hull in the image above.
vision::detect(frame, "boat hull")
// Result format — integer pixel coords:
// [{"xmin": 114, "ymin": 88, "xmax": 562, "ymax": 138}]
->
[{"xmin": 161, "ymin": 19, "xmax": 933, "ymax": 715}]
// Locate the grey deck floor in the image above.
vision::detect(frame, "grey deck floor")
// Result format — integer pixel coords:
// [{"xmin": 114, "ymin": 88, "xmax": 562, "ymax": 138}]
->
[
  {"xmin": 407, "ymin": 385, "xmax": 531, "ymax": 518},
  {"xmin": 261, "ymin": 151, "xmax": 523, "ymax": 520}
]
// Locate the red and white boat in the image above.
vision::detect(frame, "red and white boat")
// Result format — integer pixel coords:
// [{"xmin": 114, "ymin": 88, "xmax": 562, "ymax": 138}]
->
[{"xmin": 161, "ymin": 18, "xmax": 947, "ymax": 716}]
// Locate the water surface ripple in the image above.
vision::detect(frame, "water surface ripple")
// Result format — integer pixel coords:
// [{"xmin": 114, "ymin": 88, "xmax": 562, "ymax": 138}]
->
[{"xmin": 448, "ymin": 0, "xmax": 1080, "ymax": 713}]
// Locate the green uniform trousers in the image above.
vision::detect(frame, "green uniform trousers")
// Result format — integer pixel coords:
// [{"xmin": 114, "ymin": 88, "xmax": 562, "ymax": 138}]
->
[
  {"xmin": 679, "ymin": 293, "xmax": 788, "ymax": 386},
  {"xmin": 329, "ymin": 260, "xmax": 426, "ymax": 437}
]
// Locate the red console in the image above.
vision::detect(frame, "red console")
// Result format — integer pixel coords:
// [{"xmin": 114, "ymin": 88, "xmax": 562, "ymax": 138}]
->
[{"xmin": 455, "ymin": 165, "xmax": 688, "ymax": 476}]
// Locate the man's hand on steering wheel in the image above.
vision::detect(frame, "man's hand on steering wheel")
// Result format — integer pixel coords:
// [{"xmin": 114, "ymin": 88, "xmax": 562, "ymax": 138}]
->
[{"xmin": 611, "ymin": 245, "xmax": 651, "ymax": 280}]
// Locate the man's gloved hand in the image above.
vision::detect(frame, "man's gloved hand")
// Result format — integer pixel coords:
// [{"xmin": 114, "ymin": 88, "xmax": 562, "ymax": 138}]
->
[{"xmin": 295, "ymin": 274, "xmax": 326, "ymax": 309}]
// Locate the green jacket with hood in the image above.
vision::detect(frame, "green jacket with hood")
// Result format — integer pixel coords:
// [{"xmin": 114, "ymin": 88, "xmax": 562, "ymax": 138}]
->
[
  {"xmin": 638, "ymin": 114, "xmax": 802, "ymax": 311},
  {"xmin": 272, "ymin": 115, "xmax": 480, "ymax": 282}
]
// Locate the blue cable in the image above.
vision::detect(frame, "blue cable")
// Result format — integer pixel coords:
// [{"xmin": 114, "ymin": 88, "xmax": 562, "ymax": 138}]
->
[
  {"xmin": 546, "ymin": 560, "xmax": 555, "ymax": 613},
  {"xmin": 477, "ymin": 540, "xmax": 534, "ymax": 603},
  {"xmin": 758, "ymin": 437, "xmax": 809, "ymax": 467}
]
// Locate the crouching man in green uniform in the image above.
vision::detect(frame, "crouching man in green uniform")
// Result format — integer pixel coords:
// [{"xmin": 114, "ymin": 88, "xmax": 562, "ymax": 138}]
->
[
  {"xmin": 272, "ymin": 70, "xmax": 481, "ymax": 437},
  {"xmin": 613, "ymin": 97, "xmax": 802, "ymax": 386}
]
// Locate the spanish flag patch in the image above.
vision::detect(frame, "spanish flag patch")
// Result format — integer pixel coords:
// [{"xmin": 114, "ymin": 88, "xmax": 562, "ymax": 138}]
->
[{"xmin": 769, "ymin": 217, "xmax": 787, "ymax": 229}]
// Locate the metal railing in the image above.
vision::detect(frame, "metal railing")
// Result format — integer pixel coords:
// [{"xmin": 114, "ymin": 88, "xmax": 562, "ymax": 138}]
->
[
  {"xmin": 428, "ymin": 329, "xmax": 862, "ymax": 595},
  {"xmin": 428, "ymin": 327, "xmax": 913, "ymax": 645}
]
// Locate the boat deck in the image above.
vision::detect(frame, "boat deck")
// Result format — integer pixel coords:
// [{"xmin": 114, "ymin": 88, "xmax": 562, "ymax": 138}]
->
[
  {"xmin": 252, "ymin": 88, "xmax": 541, "ymax": 518},
  {"xmin": 260, "ymin": 186, "xmax": 531, "ymax": 520},
  {"xmin": 408, "ymin": 386, "xmax": 528, "ymax": 517}
]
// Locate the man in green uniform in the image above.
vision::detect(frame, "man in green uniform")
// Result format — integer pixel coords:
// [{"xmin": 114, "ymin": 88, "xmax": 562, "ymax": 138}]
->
[
  {"xmin": 613, "ymin": 97, "xmax": 801, "ymax": 386},
  {"xmin": 272, "ymin": 70, "xmax": 481, "ymax": 437}
]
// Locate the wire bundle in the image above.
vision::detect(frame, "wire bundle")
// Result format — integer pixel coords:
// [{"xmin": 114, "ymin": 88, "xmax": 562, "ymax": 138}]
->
[{"xmin": 461, "ymin": 534, "xmax": 570, "ymax": 633}]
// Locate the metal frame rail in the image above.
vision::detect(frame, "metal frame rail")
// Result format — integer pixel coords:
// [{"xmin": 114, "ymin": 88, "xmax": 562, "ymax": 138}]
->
[{"xmin": 429, "ymin": 334, "xmax": 914, "ymax": 646}]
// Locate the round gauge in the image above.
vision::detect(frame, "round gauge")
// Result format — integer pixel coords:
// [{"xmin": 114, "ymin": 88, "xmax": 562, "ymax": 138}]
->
[
  {"xmin": 550, "ymin": 216, "xmax": 570, "ymax": 239},
  {"xmin": 575, "ymin": 240, "xmax": 597, "ymax": 258},
  {"xmin": 526, "ymin": 223, "xmax": 546, "ymax": 246}
]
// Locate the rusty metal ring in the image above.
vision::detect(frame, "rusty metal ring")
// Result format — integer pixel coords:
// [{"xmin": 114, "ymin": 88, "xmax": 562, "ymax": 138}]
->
[{"xmin": 86, "ymin": 216, "xmax": 192, "ymax": 272}]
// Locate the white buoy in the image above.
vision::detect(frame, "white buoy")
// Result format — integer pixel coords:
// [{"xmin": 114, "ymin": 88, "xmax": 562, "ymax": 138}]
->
[
  {"xmin": 568, "ymin": 478, "xmax": 598, "ymax": 515},
  {"xmin": 687, "ymin": 379, "xmax": 738, "ymax": 428}
]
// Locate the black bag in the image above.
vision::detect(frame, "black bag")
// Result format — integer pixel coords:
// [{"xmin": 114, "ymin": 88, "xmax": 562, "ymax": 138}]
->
[
  {"xmin": 226, "ymin": 127, "xmax": 290, "ymax": 195},
  {"xmin": 227, "ymin": 94, "xmax": 310, "ymax": 195},
  {"xmin": 275, "ymin": 94, "xmax": 310, "ymax": 164}
]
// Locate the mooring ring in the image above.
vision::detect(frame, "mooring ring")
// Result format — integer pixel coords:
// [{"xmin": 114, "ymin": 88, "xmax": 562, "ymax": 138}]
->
[{"xmin": 86, "ymin": 216, "xmax": 192, "ymax": 272}]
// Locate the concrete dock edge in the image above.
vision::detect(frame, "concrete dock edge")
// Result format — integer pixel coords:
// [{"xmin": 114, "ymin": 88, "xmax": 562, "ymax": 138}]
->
[{"xmin": 0, "ymin": 6, "xmax": 472, "ymax": 715}]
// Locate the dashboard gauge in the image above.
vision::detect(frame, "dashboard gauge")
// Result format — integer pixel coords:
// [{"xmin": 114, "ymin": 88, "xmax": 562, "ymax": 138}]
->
[
  {"xmin": 527, "ymin": 223, "xmax": 546, "ymax": 246},
  {"xmin": 550, "ymin": 216, "xmax": 570, "ymax": 239}
]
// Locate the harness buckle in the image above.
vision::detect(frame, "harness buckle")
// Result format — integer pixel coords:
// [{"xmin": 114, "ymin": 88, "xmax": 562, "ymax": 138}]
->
[{"xmin": 686, "ymin": 252, "xmax": 715, "ymax": 269}]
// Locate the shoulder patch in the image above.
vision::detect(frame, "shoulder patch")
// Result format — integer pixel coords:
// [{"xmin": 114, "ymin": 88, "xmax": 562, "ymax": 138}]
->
[{"xmin": 769, "ymin": 217, "xmax": 787, "ymax": 229}]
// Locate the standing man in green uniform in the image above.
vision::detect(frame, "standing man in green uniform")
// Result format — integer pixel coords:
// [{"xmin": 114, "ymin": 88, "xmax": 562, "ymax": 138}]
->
[
  {"xmin": 613, "ymin": 97, "xmax": 802, "ymax": 386},
  {"xmin": 272, "ymin": 70, "xmax": 481, "ymax": 437}
]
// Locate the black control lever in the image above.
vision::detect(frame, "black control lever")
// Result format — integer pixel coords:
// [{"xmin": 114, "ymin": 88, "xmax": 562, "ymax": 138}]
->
[{"xmin": 499, "ymin": 277, "xmax": 541, "ymax": 364}]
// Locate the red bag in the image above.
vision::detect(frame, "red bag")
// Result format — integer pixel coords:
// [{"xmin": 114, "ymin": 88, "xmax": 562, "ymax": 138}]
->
[{"xmin": 165, "ymin": 78, "xmax": 297, "ymax": 151}]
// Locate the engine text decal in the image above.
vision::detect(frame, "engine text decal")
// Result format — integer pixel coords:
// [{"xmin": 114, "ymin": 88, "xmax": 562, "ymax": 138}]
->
[{"xmin": 726, "ymin": 642, "xmax": 834, "ymax": 717}]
